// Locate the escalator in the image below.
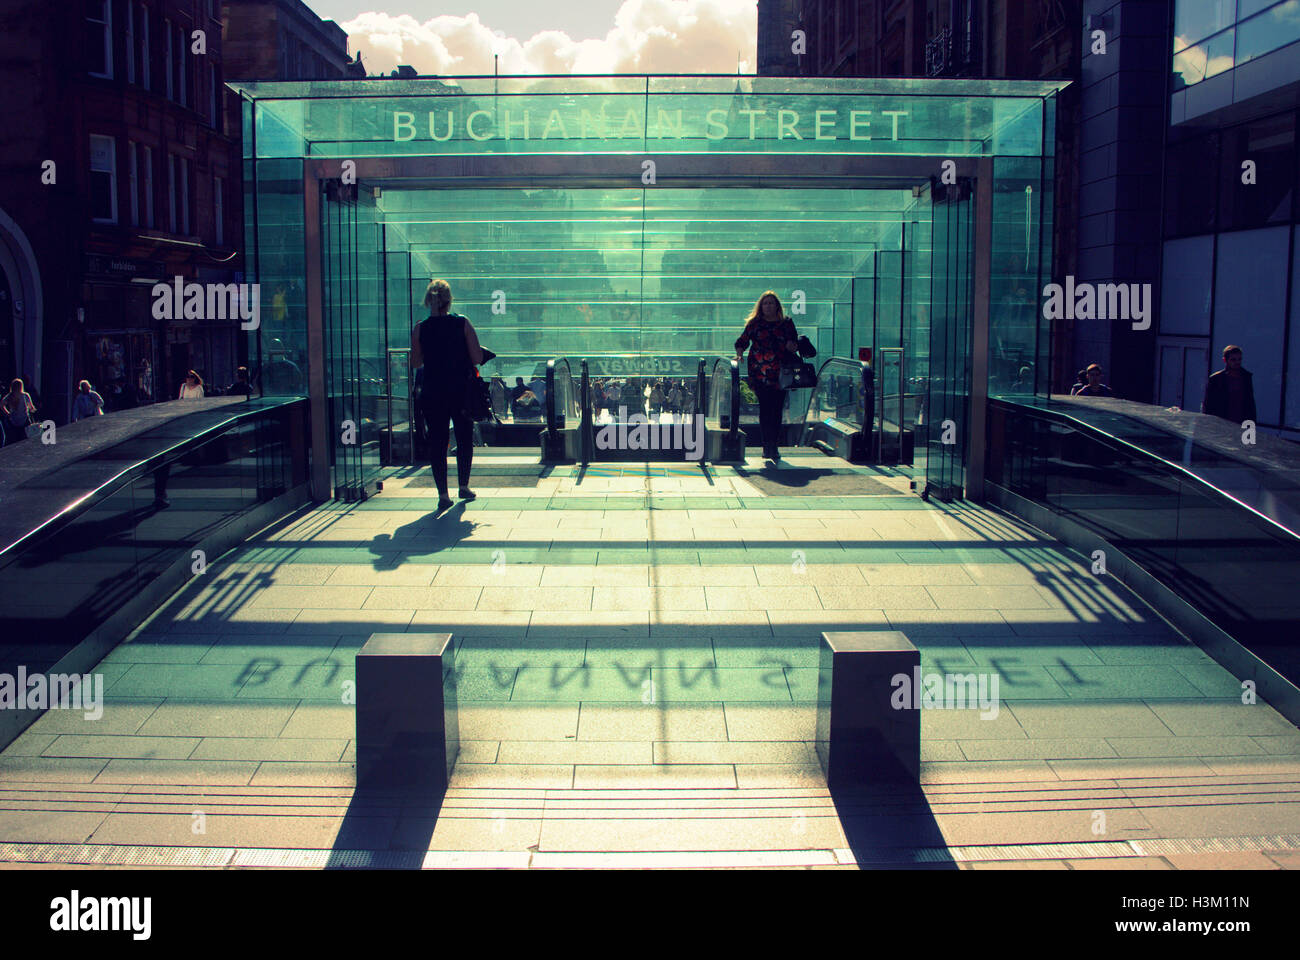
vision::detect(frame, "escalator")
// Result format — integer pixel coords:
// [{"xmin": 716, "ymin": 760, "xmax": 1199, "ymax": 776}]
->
[
  {"xmin": 541, "ymin": 355, "xmax": 742, "ymax": 464},
  {"xmin": 799, "ymin": 357, "xmax": 875, "ymax": 463},
  {"xmin": 393, "ymin": 348, "xmax": 910, "ymax": 468}
]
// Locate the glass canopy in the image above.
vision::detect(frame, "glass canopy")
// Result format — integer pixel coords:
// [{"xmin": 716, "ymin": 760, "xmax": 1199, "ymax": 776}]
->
[
  {"xmin": 234, "ymin": 75, "xmax": 1065, "ymax": 497},
  {"xmin": 232, "ymin": 75, "xmax": 1066, "ymax": 160}
]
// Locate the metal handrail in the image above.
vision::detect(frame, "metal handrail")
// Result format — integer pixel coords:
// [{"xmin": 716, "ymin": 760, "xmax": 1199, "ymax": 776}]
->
[
  {"xmin": 579, "ymin": 359, "xmax": 593, "ymax": 464},
  {"xmin": 990, "ymin": 397, "xmax": 1300, "ymax": 543},
  {"xmin": 797, "ymin": 357, "xmax": 874, "ymax": 430},
  {"xmin": 705, "ymin": 357, "xmax": 741, "ymax": 442},
  {"xmin": 545, "ymin": 358, "xmax": 572, "ymax": 433}
]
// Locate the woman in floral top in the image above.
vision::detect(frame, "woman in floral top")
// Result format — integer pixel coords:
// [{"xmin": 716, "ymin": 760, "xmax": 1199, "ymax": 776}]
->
[{"xmin": 735, "ymin": 290, "xmax": 799, "ymax": 461}]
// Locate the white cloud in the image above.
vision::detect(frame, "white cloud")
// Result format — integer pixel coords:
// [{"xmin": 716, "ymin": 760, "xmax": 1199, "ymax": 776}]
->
[{"xmin": 342, "ymin": 0, "xmax": 757, "ymax": 77}]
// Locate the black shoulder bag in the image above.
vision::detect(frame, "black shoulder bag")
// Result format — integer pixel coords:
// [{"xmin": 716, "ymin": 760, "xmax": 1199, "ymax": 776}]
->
[
  {"xmin": 460, "ymin": 318, "xmax": 496, "ymax": 422},
  {"xmin": 779, "ymin": 329, "xmax": 818, "ymax": 389}
]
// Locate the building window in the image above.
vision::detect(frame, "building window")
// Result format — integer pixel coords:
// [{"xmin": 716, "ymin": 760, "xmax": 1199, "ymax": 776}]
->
[
  {"xmin": 1171, "ymin": 28, "xmax": 1234, "ymax": 89},
  {"xmin": 168, "ymin": 154, "xmax": 176, "ymax": 232},
  {"xmin": 1213, "ymin": 226, "xmax": 1290, "ymax": 426},
  {"xmin": 140, "ymin": 4, "xmax": 150, "ymax": 91},
  {"xmin": 164, "ymin": 19, "xmax": 173, "ymax": 99},
  {"xmin": 128, "ymin": 141, "xmax": 138, "ymax": 227},
  {"xmin": 181, "ymin": 159, "xmax": 190, "ymax": 235},
  {"xmin": 214, "ymin": 175, "xmax": 224, "ymax": 245},
  {"xmin": 143, "ymin": 145, "xmax": 154, "ymax": 228},
  {"xmin": 1237, "ymin": 2, "xmax": 1300, "ymax": 67},
  {"xmin": 1173, "ymin": 0, "xmax": 1238, "ymax": 54},
  {"xmin": 125, "ymin": 2, "xmax": 135, "ymax": 84},
  {"xmin": 86, "ymin": 0, "xmax": 112, "ymax": 79},
  {"xmin": 89, "ymin": 135, "xmax": 117, "ymax": 223},
  {"xmin": 1165, "ymin": 131, "xmax": 1221, "ymax": 237},
  {"xmin": 1219, "ymin": 112, "xmax": 1295, "ymax": 230},
  {"xmin": 177, "ymin": 23, "xmax": 187, "ymax": 107},
  {"xmin": 210, "ymin": 63, "xmax": 218, "ymax": 127}
]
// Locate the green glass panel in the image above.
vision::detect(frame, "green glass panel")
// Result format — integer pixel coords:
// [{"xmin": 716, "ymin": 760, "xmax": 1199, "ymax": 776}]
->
[
  {"xmin": 989, "ymin": 156, "xmax": 1045, "ymax": 399},
  {"xmin": 235, "ymin": 76, "xmax": 1064, "ymax": 160},
  {"xmin": 1237, "ymin": 4, "xmax": 1300, "ymax": 66}
]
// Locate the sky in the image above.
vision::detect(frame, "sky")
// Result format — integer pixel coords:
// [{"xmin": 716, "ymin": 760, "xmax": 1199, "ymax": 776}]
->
[{"xmin": 300, "ymin": 0, "xmax": 759, "ymax": 76}]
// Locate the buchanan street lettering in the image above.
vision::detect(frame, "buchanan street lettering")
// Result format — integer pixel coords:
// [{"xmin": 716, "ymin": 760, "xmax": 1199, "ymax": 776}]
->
[{"xmin": 391, "ymin": 102, "xmax": 910, "ymax": 143}]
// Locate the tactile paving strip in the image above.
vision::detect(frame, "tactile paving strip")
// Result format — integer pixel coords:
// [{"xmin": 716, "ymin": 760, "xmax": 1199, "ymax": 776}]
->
[{"xmin": 1, "ymin": 834, "xmax": 1298, "ymax": 869}]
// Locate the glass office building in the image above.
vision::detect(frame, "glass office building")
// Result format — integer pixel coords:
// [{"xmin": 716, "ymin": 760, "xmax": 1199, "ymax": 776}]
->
[
  {"xmin": 1163, "ymin": 0, "xmax": 1300, "ymax": 435},
  {"xmin": 233, "ymin": 75, "xmax": 1065, "ymax": 499}
]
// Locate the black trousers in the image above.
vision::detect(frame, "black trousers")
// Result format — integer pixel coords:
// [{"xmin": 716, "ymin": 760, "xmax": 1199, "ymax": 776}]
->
[
  {"xmin": 423, "ymin": 393, "xmax": 474, "ymax": 495},
  {"xmin": 754, "ymin": 382, "xmax": 786, "ymax": 453}
]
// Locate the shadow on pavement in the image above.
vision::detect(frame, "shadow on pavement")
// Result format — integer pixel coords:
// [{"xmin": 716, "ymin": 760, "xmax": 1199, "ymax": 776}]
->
[
  {"xmin": 368, "ymin": 502, "xmax": 475, "ymax": 570},
  {"xmin": 326, "ymin": 787, "xmax": 445, "ymax": 868},
  {"xmin": 828, "ymin": 782, "xmax": 957, "ymax": 870}
]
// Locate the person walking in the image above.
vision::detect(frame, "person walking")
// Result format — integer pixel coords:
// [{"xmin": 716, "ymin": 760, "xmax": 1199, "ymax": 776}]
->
[
  {"xmin": 1202, "ymin": 345, "xmax": 1257, "ymax": 426},
  {"xmin": 71, "ymin": 380, "xmax": 106, "ymax": 421},
  {"xmin": 1, "ymin": 378, "xmax": 36, "ymax": 445},
  {"xmin": 226, "ymin": 366, "xmax": 253, "ymax": 397},
  {"xmin": 735, "ymin": 290, "xmax": 799, "ymax": 462},
  {"xmin": 1069, "ymin": 363, "xmax": 1113, "ymax": 397},
  {"xmin": 178, "ymin": 370, "xmax": 205, "ymax": 399},
  {"xmin": 411, "ymin": 278, "xmax": 485, "ymax": 512}
]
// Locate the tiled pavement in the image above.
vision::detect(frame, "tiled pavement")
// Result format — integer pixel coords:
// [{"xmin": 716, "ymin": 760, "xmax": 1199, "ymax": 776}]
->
[{"xmin": 1, "ymin": 453, "xmax": 1298, "ymax": 869}]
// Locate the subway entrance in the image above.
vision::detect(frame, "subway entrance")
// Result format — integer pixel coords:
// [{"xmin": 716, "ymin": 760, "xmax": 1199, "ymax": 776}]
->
[{"xmin": 236, "ymin": 75, "xmax": 1062, "ymax": 501}]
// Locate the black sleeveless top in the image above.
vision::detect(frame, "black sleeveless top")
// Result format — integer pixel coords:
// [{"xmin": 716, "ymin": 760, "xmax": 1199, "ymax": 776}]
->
[{"xmin": 418, "ymin": 313, "xmax": 472, "ymax": 402}]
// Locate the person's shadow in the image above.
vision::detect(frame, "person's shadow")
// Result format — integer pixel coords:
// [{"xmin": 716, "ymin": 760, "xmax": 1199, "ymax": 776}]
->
[
  {"xmin": 735, "ymin": 466, "xmax": 829, "ymax": 487},
  {"xmin": 368, "ymin": 502, "xmax": 475, "ymax": 570}
]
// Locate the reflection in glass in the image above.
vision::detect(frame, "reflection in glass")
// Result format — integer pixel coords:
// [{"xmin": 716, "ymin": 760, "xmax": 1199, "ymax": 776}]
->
[
  {"xmin": 1173, "ymin": 0, "xmax": 1237, "ymax": 52},
  {"xmin": 1171, "ymin": 29, "xmax": 1235, "ymax": 88},
  {"xmin": 1218, "ymin": 112, "xmax": 1295, "ymax": 229},
  {"xmin": 1236, "ymin": 2, "xmax": 1300, "ymax": 64},
  {"xmin": 988, "ymin": 398, "xmax": 1300, "ymax": 687},
  {"xmin": 0, "ymin": 401, "xmax": 304, "ymax": 688}
]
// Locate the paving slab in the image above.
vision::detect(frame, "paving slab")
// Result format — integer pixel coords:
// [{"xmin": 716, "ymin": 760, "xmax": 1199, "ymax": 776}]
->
[
  {"xmin": 496, "ymin": 741, "xmax": 652, "ymax": 765},
  {"xmin": 189, "ymin": 738, "xmax": 348, "ymax": 762},
  {"xmin": 1006, "ymin": 702, "xmax": 1175, "ymax": 739},
  {"xmin": 577, "ymin": 704, "xmax": 728, "ymax": 742},
  {"xmin": 136, "ymin": 701, "xmax": 296, "ymax": 738},
  {"xmin": 91, "ymin": 759, "xmax": 259, "ymax": 785},
  {"xmin": 248, "ymin": 762, "xmax": 356, "ymax": 787},
  {"xmin": 571, "ymin": 764, "xmax": 737, "ymax": 789},
  {"xmin": 450, "ymin": 764, "xmax": 573, "ymax": 789},
  {"xmin": 539, "ymin": 812, "xmax": 844, "ymax": 851}
]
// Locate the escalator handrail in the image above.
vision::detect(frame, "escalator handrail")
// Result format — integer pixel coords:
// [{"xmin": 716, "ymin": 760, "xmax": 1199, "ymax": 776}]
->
[
  {"xmin": 545, "ymin": 357, "xmax": 580, "ymax": 433},
  {"xmin": 990, "ymin": 397, "xmax": 1300, "ymax": 543},
  {"xmin": 704, "ymin": 357, "xmax": 741, "ymax": 438},
  {"xmin": 580, "ymin": 359, "xmax": 593, "ymax": 465},
  {"xmin": 800, "ymin": 357, "xmax": 875, "ymax": 436}
]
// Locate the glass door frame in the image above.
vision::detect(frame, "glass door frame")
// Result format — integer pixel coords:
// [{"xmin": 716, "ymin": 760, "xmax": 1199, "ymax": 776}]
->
[{"xmin": 300, "ymin": 153, "xmax": 998, "ymax": 501}]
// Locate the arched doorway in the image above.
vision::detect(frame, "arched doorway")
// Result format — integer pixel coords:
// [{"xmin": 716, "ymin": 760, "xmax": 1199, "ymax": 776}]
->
[{"xmin": 0, "ymin": 206, "xmax": 43, "ymax": 393}]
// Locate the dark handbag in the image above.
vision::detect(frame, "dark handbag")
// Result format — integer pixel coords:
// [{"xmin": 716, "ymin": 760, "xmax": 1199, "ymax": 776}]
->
[
  {"xmin": 464, "ymin": 371, "xmax": 494, "ymax": 422},
  {"xmin": 797, "ymin": 336, "xmax": 817, "ymax": 359},
  {"xmin": 779, "ymin": 358, "xmax": 818, "ymax": 389}
]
